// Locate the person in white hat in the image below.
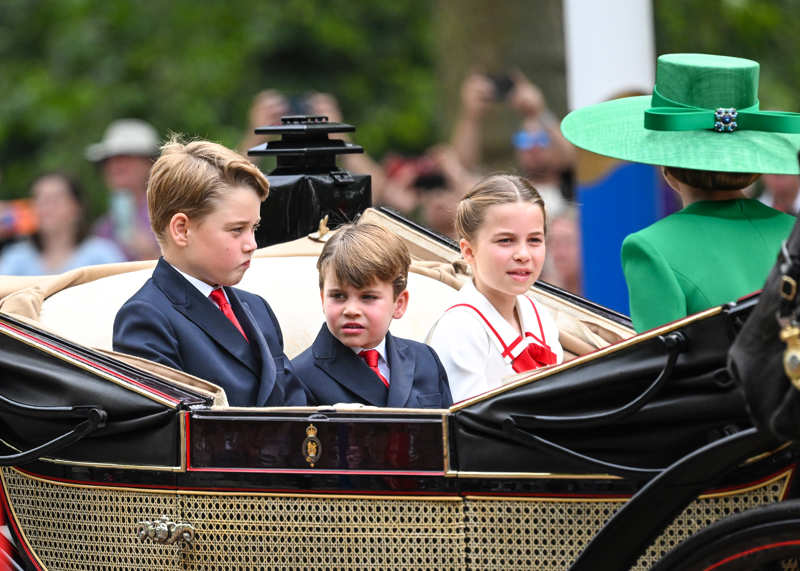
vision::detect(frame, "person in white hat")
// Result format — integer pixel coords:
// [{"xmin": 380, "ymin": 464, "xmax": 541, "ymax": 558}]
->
[{"xmin": 86, "ymin": 118, "xmax": 161, "ymax": 260}]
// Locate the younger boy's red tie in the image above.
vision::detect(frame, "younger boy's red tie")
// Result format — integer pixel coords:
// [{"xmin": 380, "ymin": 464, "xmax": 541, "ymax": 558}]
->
[
  {"xmin": 359, "ymin": 349, "xmax": 389, "ymax": 388},
  {"xmin": 210, "ymin": 289, "xmax": 248, "ymax": 341}
]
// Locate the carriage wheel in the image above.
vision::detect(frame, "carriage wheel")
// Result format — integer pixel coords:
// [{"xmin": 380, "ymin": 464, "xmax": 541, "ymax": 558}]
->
[{"xmin": 650, "ymin": 500, "xmax": 800, "ymax": 571}]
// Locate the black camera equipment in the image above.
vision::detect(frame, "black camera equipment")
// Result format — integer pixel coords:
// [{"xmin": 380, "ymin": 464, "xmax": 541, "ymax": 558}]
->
[
  {"xmin": 487, "ymin": 73, "xmax": 514, "ymax": 100},
  {"xmin": 247, "ymin": 115, "xmax": 371, "ymax": 247}
]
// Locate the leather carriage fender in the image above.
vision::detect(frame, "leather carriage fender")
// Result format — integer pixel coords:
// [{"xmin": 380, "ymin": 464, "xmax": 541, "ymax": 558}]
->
[{"xmin": 0, "ymin": 393, "xmax": 106, "ymax": 466}]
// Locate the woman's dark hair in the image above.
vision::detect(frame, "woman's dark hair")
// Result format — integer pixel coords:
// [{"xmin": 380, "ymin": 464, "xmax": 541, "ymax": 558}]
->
[
  {"xmin": 29, "ymin": 171, "xmax": 89, "ymax": 252},
  {"xmin": 663, "ymin": 166, "xmax": 760, "ymax": 191}
]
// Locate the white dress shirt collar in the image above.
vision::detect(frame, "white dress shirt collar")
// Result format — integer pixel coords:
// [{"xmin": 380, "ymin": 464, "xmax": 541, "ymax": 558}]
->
[{"xmin": 168, "ymin": 262, "xmax": 222, "ymax": 301}]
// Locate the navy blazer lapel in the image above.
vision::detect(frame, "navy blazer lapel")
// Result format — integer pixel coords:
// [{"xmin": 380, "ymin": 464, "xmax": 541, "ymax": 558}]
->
[
  {"xmin": 229, "ymin": 290, "xmax": 279, "ymax": 406},
  {"xmin": 313, "ymin": 325, "xmax": 388, "ymax": 406},
  {"xmin": 152, "ymin": 259, "xmax": 258, "ymax": 375},
  {"xmin": 385, "ymin": 332, "xmax": 414, "ymax": 408}
]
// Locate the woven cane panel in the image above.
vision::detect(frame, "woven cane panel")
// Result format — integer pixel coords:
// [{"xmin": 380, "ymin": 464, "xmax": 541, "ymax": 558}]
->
[
  {"xmin": 3, "ymin": 468, "xmax": 182, "ymax": 570},
  {"xmin": 3, "ymin": 468, "xmax": 465, "ymax": 570},
  {"xmin": 3, "ymin": 466, "xmax": 787, "ymax": 570},
  {"xmin": 464, "ymin": 473, "xmax": 788, "ymax": 571},
  {"xmin": 181, "ymin": 493, "xmax": 465, "ymax": 570},
  {"xmin": 463, "ymin": 498, "xmax": 623, "ymax": 570},
  {"xmin": 634, "ymin": 474, "xmax": 787, "ymax": 569}
]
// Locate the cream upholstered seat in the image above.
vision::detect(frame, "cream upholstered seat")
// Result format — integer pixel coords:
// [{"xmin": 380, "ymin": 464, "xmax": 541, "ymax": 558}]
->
[
  {"xmin": 39, "ymin": 268, "xmax": 153, "ymax": 351},
  {"xmin": 0, "ymin": 214, "xmax": 632, "ymax": 409},
  {"xmin": 37, "ymin": 255, "xmax": 459, "ymax": 358}
]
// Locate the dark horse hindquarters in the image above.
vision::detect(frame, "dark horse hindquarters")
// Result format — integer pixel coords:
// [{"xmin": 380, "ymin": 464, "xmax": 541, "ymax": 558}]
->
[{"xmin": 728, "ymin": 211, "xmax": 800, "ymax": 441}]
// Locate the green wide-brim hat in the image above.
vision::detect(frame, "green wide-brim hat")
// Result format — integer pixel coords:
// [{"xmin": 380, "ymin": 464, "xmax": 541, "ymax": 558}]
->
[{"xmin": 561, "ymin": 53, "xmax": 800, "ymax": 174}]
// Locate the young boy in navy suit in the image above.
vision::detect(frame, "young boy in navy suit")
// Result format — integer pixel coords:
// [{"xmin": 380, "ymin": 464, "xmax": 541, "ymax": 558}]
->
[
  {"xmin": 293, "ymin": 223, "xmax": 452, "ymax": 408},
  {"xmin": 113, "ymin": 137, "xmax": 306, "ymax": 406}
]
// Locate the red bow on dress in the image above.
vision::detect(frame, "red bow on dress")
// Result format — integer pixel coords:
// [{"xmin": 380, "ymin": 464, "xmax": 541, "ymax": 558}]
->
[{"xmin": 511, "ymin": 342, "xmax": 557, "ymax": 373}]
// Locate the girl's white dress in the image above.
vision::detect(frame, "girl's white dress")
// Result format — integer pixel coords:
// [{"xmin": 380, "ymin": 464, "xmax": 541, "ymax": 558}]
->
[{"xmin": 426, "ymin": 280, "xmax": 563, "ymax": 403}]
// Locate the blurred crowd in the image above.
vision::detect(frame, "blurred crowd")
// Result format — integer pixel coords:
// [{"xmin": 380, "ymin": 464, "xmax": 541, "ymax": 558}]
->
[
  {"xmin": 5, "ymin": 71, "xmax": 794, "ymax": 294},
  {"xmin": 238, "ymin": 71, "xmax": 586, "ymax": 294},
  {"xmin": 0, "ymin": 118, "xmax": 161, "ymax": 276}
]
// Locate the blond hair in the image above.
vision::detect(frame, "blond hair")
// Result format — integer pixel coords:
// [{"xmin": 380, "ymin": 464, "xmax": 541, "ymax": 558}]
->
[
  {"xmin": 147, "ymin": 136, "xmax": 270, "ymax": 244},
  {"xmin": 455, "ymin": 174, "xmax": 546, "ymax": 242},
  {"xmin": 317, "ymin": 223, "xmax": 410, "ymax": 298}
]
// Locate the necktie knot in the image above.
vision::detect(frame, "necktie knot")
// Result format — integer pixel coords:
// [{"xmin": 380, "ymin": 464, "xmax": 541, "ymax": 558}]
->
[
  {"xmin": 359, "ymin": 349, "xmax": 388, "ymax": 388},
  {"xmin": 210, "ymin": 288, "xmax": 228, "ymax": 309},
  {"xmin": 210, "ymin": 288, "xmax": 248, "ymax": 341},
  {"xmin": 359, "ymin": 349, "xmax": 379, "ymax": 368}
]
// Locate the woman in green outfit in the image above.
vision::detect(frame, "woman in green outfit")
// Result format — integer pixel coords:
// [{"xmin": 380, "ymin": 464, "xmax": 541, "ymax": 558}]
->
[{"xmin": 561, "ymin": 53, "xmax": 800, "ymax": 332}]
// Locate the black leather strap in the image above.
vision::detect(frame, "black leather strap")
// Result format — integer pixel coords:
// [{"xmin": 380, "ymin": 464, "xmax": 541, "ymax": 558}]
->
[{"xmin": 778, "ymin": 240, "xmax": 800, "ymax": 321}]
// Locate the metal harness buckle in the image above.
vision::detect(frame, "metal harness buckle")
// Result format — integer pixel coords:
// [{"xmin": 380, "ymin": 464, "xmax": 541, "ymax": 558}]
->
[{"xmin": 781, "ymin": 275, "xmax": 798, "ymax": 302}]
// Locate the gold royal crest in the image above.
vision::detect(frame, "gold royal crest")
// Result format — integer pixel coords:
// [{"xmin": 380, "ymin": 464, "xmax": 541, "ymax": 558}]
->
[{"xmin": 302, "ymin": 424, "xmax": 322, "ymax": 467}]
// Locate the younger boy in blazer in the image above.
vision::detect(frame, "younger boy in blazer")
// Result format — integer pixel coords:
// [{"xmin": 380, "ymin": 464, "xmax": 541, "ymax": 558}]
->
[
  {"xmin": 293, "ymin": 223, "xmax": 452, "ymax": 408},
  {"xmin": 113, "ymin": 137, "xmax": 306, "ymax": 406}
]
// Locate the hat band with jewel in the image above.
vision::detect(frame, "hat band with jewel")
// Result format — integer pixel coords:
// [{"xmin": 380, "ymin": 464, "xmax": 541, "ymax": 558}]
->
[
  {"xmin": 560, "ymin": 53, "xmax": 800, "ymax": 174},
  {"xmin": 644, "ymin": 87, "xmax": 800, "ymax": 134}
]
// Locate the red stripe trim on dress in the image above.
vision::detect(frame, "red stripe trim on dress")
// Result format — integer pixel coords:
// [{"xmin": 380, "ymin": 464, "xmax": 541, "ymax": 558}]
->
[
  {"xmin": 525, "ymin": 295, "xmax": 547, "ymax": 344},
  {"xmin": 446, "ymin": 304, "xmax": 509, "ymax": 351},
  {"xmin": 448, "ymin": 300, "xmax": 552, "ymax": 358},
  {"xmin": 501, "ymin": 335, "xmax": 524, "ymax": 358}
]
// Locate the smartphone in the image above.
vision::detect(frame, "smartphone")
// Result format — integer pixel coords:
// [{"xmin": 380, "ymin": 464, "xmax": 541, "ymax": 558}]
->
[
  {"xmin": 287, "ymin": 95, "xmax": 310, "ymax": 116},
  {"xmin": 487, "ymin": 74, "xmax": 514, "ymax": 100}
]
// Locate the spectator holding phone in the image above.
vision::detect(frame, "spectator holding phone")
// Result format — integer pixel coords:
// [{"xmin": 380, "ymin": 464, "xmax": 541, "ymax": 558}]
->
[
  {"xmin": 450, "ymin": 71, "xmax": 576, "ymax": 217},
  {"xmin": 86, "ymin": 119, "xmax": 162, "ymax": 261},
  {"xmin": 237, "ymin": 90, "xmax": 290, "ymax": 155}
]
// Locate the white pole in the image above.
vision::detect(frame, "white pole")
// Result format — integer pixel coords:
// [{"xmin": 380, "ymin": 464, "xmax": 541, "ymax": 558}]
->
[{"xmin": 563, "ymin": 0, "xmax": 655, "ymax": 110}]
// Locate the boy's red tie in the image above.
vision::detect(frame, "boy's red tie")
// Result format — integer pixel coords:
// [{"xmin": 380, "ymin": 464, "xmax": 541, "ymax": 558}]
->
[
  {"xmin": 359, "ymin": 349, "xmax": 389, "ymax": 388},
  {"xmin": 210, "ymin": 289, "xmax": 248, "ymax": 341}
]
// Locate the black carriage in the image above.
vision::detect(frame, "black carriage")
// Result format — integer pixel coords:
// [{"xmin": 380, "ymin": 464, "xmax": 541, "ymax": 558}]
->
[{"xmin": 0, "ymin": 203, "xmax": 796, "ymax": 570}]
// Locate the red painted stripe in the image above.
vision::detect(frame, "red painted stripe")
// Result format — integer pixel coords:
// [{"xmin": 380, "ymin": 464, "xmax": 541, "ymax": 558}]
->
[
  {"xmin": 701, "ymin": 466, "xmax": 793, "ymax": 499},
  {"xmin": 703, "ymin": 539, "xmax": 800, "ymax": 570},
  {"xmin": 0, "ymin": 478, "xmax": 14, "ymax": 569},
  {"xmin": 460, "ymin": 490, "xmax": 632, "ymax": 499},
  {"xmin": 0, "ymin": 321, "xmax": 179, "ymax": 404},
  {"xmin": 184, "ymin": 412, "xmax": 191, "ymax": 470},
  {"xmin": 188, "ymin": 467, "xmax": 445, "ymax": 475},
  {"xmin": 0, "ymin": 474, "xmax": 42, "ymax": 570},
  {"xmin": 178, "ymin": 487, "xmax": 461, "ymax": 496}
]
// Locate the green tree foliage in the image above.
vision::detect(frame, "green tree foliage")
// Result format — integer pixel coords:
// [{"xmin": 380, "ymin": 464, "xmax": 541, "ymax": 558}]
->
[
  {"xmin": 654, "ymin": 0, "xmax": 800, "ymax": 113},
  {"xmin": 0, "ymin": 0, "xmax": 436, "ymax": 217}
]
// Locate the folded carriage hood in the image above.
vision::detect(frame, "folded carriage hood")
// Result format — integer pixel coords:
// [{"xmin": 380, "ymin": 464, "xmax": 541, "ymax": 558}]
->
[
  {"xmin": 0, "ymin": 315, "xmax": 210, "ymax": 468},
  {"xmin": 450, "ymin": 306, "xmax": 751, "ymax": 478}
]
